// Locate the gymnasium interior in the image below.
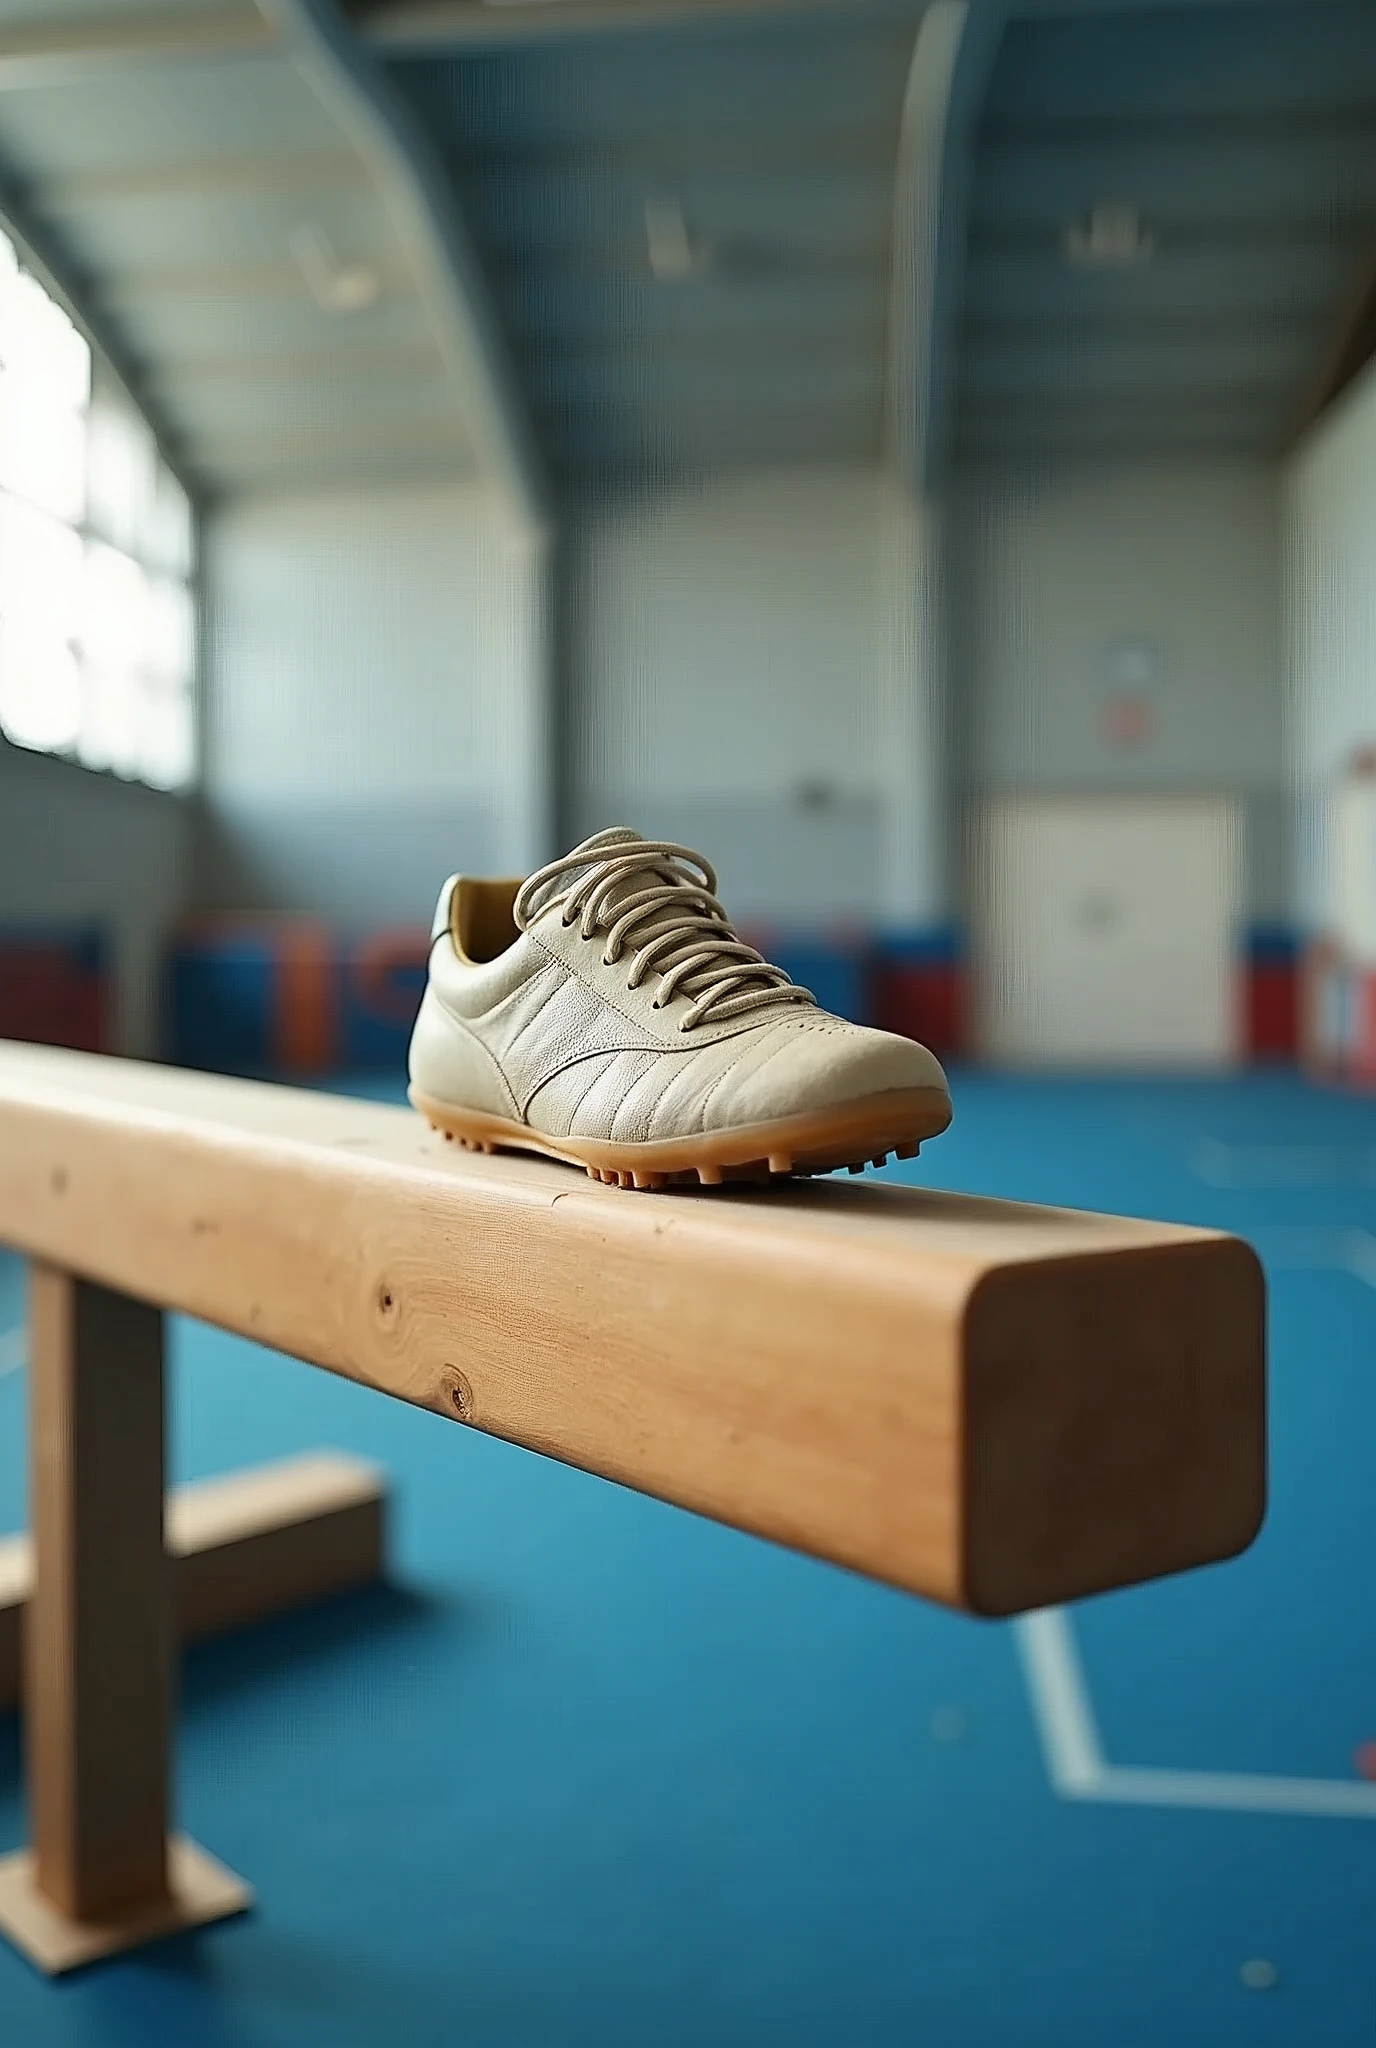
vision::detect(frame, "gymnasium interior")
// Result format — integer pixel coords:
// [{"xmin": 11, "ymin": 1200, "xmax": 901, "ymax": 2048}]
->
[{"xmin": 1, "ymin": 0, "xmax": 1376, "ymax": 2040}]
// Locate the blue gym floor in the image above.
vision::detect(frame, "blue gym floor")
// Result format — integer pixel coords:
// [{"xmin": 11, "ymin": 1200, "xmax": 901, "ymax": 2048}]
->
[{"xmin": 2, "ymin": 1069, "xmax": 1375, "ymax": 2046}]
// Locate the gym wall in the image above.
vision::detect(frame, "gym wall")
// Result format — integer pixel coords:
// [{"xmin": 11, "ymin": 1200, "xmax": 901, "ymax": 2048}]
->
[
  {"xmin": 0, "ymin": 736, "xmax": 192, "ymax": 1057},
  {"xmin": 1287, "ymin": 353, "xmax": 1376, "ymax": 939},
  {"xmin": 951, "ymin": 458, "xmax": 1286, "ymax": 920},
  {"xmin": 200, "ymin": 479, "xmax": 549, "ymax": 925}
]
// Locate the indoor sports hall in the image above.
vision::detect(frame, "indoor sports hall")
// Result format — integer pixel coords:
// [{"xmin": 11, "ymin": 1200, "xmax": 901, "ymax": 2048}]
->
[{"xmin": 1, "ymin": 2, "xmax": 1375, "ymax": 2043}]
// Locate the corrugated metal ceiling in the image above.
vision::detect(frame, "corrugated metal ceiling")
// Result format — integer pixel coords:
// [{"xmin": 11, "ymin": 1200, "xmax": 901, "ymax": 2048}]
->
[
  {"xmin": 955, "ymin": 2, "xmax": 1376, "ymax": 461},
  {"xmin": 376, "ymin": 2, "xmax": 922, "ymax": 480},
  {"xmin": 0, "ymin": 1, "xmax": 1372, "ymax": 494}
]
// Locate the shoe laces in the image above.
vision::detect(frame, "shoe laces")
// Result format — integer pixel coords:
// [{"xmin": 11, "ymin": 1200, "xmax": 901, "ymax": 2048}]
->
[{"xmin": 513, "ymin": 838, "xmax": 816, "ymax": 1032}]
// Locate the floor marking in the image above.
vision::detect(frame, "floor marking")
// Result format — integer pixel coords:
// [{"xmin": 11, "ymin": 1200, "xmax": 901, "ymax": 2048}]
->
[
  {"xmin": 1015, "ymin": 1608, "xmax": 1105, "ymax": 1792},
  {"xmin": 1344, "ymin": 1229, "xmax": 1376, "ymax": 1290},
  {"xmin": 1015, "ymin": 1607, "xmax": 1376, "ymax": 1820},
  {"xmin": 1189, "ymin": 1138, "xmax": 1376, "ymax": 1187},
  {"xmin": 1016, "ymin": 1202, "xmax": 1376, "ymax": 1819},
  {"xmin": 0, "ymin": 1324, "xmax": 24, "ymax": 1378},
  {"xmin": 1249, "ymin": 1226, "xmax": 1376, "ymax": 1288}
]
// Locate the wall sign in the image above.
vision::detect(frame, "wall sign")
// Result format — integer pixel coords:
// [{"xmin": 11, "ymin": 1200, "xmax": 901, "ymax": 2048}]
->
[{"xmin": 1099, "ymin": 637, "xmax": 1160, "ymax": 750}]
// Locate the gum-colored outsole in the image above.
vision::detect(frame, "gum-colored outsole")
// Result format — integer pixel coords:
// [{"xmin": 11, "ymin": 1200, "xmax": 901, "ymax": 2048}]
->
[{"xmin": 409, "ymin": 1085, "xmax": 952, "ymax": 1192}]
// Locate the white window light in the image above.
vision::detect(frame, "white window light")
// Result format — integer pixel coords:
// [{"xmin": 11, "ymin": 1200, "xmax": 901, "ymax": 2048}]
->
[
  {"xmin": 0, "ymin": 493, "xmax": 83, "ymax": 755},
  {"xmin": 0, "ymin": 225, "xmax": 197, "ymax": 791}
]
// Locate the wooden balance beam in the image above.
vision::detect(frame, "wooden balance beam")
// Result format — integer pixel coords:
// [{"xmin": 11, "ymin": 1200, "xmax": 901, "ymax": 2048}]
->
[{"xmin": 0, "ymin": 1041, "xmax": 1266, "ymax": 1971}]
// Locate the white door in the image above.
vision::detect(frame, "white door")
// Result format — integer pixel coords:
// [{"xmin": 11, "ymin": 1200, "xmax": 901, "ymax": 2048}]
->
[{"xmin": 973, "ymin": 796, "xmax": 1242, "ymax": 1067}]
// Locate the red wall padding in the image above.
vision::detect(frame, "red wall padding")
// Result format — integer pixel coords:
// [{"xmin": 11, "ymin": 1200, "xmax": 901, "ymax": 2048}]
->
[{"xmin": 0, "ymin": 936, "xmax": 107, "ymax": 1053}]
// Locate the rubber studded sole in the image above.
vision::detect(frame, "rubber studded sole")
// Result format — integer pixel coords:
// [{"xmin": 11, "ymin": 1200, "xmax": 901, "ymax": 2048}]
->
[{"xmin": 409, "ymin": 1084, "xmax": 953, "ymax": 1191}]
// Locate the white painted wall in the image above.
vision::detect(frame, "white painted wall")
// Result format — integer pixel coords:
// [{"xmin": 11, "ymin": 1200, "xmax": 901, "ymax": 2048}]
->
[
  {"xmin": 568, "ymin": 464, "xmax": 946, "ymax": 926},
  {"xmin": 203, "ymin": 481, "xmax": 549, "ymax": 925},
  {"xmin": 1286, "ymin": 357, "xmax": 1376, "ymax": 935},
  {"xmin": 953, "ymin": 460, "xmax": 1286, "ymax": 919}
]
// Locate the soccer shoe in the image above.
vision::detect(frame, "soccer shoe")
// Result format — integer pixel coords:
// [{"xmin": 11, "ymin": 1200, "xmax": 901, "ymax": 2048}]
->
[{"xmin": 408, "ymin": 829, "xmax": 952, "ymax": 1189}]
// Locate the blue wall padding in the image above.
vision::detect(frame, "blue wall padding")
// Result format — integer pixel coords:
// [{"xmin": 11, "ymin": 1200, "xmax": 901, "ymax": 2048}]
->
[
  {"xmin": 873, "ymin": 925, "xmax": 963, "ymax": 968},
  {"xmin": 1247, "ymin": 924, "xmax": 1299, "ymax": 965},
  {"xmin": 761, "ymin": 936, "xmax": 867, "ymax": 1023},
  {"xmin": 340, "ymin": 938, "xmax": 429, "ymax": 1069},
  {"xmin": 169, "ymin": 934, "xmax": 279, "ymax": 1074}
]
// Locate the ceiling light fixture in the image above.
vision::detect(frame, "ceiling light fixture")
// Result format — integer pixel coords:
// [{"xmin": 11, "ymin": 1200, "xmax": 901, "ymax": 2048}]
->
[
  {"xmin": 645, "ymin": 195, "xmax": 710, "ymax": 282},
  {"xmin": 1063, "ymin": 200, "xmax": 1155, "ymax": 268},
  {"xmin": 289, "ymin": 223, "xmax": 382, "ymax": 313}
]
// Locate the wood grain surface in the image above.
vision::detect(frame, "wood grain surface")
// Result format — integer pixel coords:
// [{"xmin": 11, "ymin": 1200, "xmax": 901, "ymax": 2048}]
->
[
  {"xmin": 27, "ymin": 1268, "xmax": 169, "ymax": 1921},
  {"xmin": 0, "ymin": 1042, "xmax": 1266, "ymax": 1615},
  {"xmin": 0, "ymin": 1452, "xmax": 388, "ymax": 1713}
]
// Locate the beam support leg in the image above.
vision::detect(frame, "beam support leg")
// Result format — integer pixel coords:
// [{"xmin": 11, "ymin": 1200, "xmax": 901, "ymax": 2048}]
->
[
  {"xmin": 0, "ymin": 1267, "xmax": 249, "ymax": 1974},
  {"xmin": 31, "ymin": 1268, "xmax": 170, "ymax": 1919}
]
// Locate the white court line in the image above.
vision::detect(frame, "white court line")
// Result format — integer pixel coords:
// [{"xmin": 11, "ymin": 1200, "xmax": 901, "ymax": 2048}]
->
[
  {"xmin": 1015, "ymin": 1607, "xmax": 1376, "ymax": 1820},
  {"xmin": 1091, "ymin": 1767, "xmax": 1376, "ymax": 1819},
  {"xmin": 1015, "ymin": 1608, "xmax": 1105, "ymax": 1793},
  {"xmin": 0, "ymin": 1323, "xmax": 24, "ymax": 1378}
]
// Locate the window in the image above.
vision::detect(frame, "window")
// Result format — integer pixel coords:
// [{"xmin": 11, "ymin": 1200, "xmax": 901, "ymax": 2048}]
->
[{"xmin": 0, "ymin": 227, "xmax": 196, "ymax": 790}]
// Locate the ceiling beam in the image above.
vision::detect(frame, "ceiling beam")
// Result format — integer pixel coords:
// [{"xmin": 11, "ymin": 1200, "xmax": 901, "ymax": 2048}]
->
[
  {"xmin": 261, "ymin": 0, "xmax": 551, "ymax": 529},
  {"xmin": 524, "ymin": 320, "xmax": 882, "ymax": 365},
  {"xmin": 0, "ymin": 6, "xmax": 276, "ymax": 88},
  {"xmin": 143, "ymin": 317, "xmax": 879, "ymax": 381},
  {"xmin": 354, "ymin": 0, "xmax": 848, "ymax": 51},
  {"xmin": 961, "ymin": 385, "xmax": 1294, "ymax": 422},
  {"xmin": 151, "ymin": 341, "xmax": 441, "ymax": 380},
  {"xmin": 998, "ymin": 0, "xmax": 1314, "ymax": 15},
  {"xmin": 187, "ymin": 414, "xmax": 473, "ymax": 456},
  {"xmin": 531, "ymin": 359, "xmax": 880, "ymax": 409},
  {"xmin": 553, "ymin": 408, "xmax": 877, "ymax": 459},
  {"xmin": 963, "ymin": 373, "xmax": 1301, "ymax": 411},
  {"xmin": 885, "ymin": 0, "xmax": 1003, "ymax": 491},
  {"xmin": 453, "ymin": 129, "xmax": 890, "ymax": 180},
  {"xmin": 489, "ymin": 237, "xmax": 886, "ymax": 284},
  {"xmin": 206, "ymin": 451, "xmax": 482, "ymax": 500},
  {"xmin": 980, "ymin": 106, "xmax": 1376, "ymax": 152},
  {"xmin": 1295, "ymin": 239, "xmax": 1376, "ymax": 438},
  {"xmin": 41, "ymin": 149, "xmax": 369, "ymax": 212},
  {"xmin": 160, "ymin": 361, "xmax": 453, "ymax": 406},
  {"xmin": 353, "ymin": 0, "xmax": 1312, "ymax": 52},
  {"xmin": 357, "ymin": 0, "xmax": 1302, "ymax": 55},
  {"xmin": 968, "ymin": 217, "xmax": 1376, "ymax": 257},
  {"xmin": 954, "ymin": 432, "xmax": 1278, "ymax": 464},
  {"xmin": 95, "ymin": 258, "xmax": 414, "ymax": 301},
  {"xmin": 967, "ymin": 306, "xmax": 1328, "ymax": 345}
]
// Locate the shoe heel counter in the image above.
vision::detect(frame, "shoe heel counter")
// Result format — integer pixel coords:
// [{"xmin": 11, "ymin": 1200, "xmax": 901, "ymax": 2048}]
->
[{"xmin": 408, "ymin": 984, "xmax": 520, "ymax": 1119}]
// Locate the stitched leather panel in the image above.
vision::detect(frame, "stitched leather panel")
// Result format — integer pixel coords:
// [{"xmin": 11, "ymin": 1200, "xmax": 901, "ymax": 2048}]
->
[
  {"xmin": 473, "ymin": 956, "xmax": 567, "ymax": 1062},
  {"xmin": 522, "ymin": 1050, "xmax": 619, "ymax": 1138},
  {"xmin": 570, "ymin": 1048, "xmax": 661, "ymax": 1140}
]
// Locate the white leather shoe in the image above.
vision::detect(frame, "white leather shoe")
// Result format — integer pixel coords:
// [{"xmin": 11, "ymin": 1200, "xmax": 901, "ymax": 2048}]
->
[{"xmin": 408, "ymin": 829, "xmax": 952, "ymax": 1188}]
